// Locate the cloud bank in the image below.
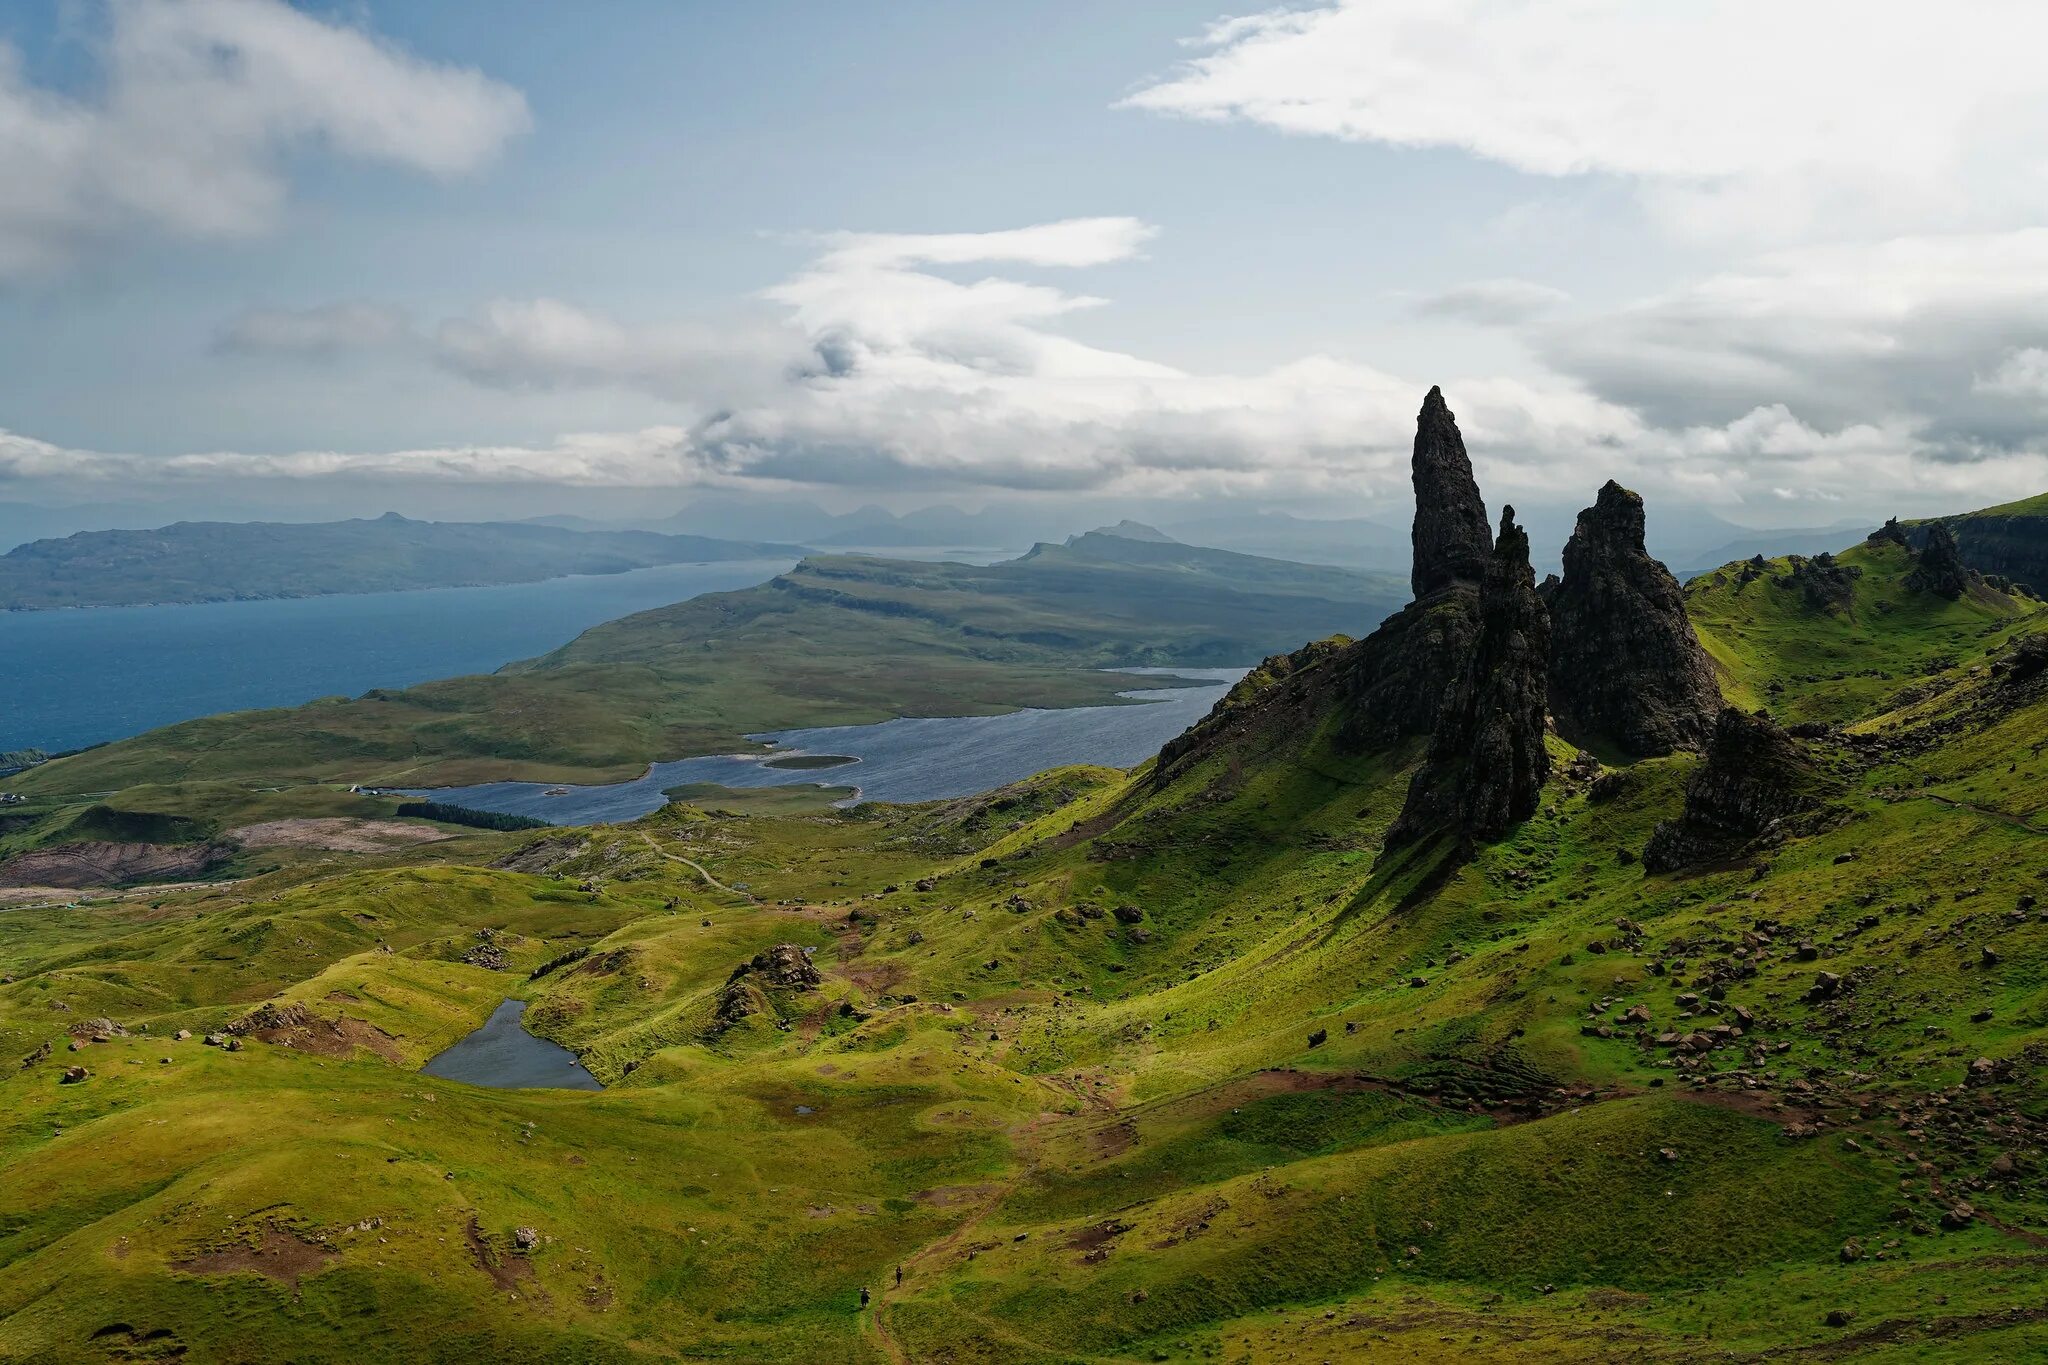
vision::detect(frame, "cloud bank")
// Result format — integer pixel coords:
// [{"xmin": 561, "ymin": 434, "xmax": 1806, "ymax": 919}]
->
[
  {"xmin": 1122, "ymin": 0, "xmax": 2048, "ymax": 242},
  {"xmin": 20, "ymin": 218, "xmax": 2048, "ymax": 516},
  {"xmin": 0, "ymin": 0, "xmax": 528, "ymax": 276}
]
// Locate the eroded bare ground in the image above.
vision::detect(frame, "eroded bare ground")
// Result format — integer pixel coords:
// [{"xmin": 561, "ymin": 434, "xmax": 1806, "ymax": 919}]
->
[
  {"xmin": 169, "ymin": 1224, "xmax": 338, "ymax": 1290},
  {"xmin": 226, "ymin": 818, "xmax": 454, "ymax": 853}
]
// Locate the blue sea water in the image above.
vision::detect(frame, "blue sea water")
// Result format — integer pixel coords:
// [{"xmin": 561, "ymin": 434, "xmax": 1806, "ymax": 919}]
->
[{"xmin": 0, "ymin": 560, "xmax": 796, "ymax": 753}]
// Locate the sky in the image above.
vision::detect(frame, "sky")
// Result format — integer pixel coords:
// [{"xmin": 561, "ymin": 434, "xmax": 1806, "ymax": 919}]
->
[{"xmin": 4, "ymin": 0, "xmax": 2048, "ymax": 530}]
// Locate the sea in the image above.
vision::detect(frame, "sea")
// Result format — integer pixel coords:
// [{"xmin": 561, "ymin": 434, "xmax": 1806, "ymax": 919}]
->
[{"xmin": 0, "ymin": 560, "xmax": 798, "ymax": 754}]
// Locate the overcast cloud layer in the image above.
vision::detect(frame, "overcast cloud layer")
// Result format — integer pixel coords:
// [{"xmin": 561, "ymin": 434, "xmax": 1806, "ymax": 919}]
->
[{"xmin": 6, "ymin": 0, "xmax": 2048, "ymax": 524}]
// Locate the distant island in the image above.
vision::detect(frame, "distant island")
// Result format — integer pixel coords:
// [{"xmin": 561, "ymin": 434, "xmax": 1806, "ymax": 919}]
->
[{"xmin": 0, "ymin": 512, "xmax": 803, "ymax": 611}]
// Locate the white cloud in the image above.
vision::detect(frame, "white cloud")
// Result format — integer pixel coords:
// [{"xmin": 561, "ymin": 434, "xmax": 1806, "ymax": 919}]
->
[
  {"xmin": 1410, "ymin": 278, "xmax": 1569, "ymax": 325},
  {"xmin": 1976, "ymin": 348, "xmax": 2048, "ymax": 405},
  {"xmin": 1123, "ymin": 0, "xmax": 2048, "ymax": 241},
  {"xmin": 217, "ymin": 302, "xmax": 413, "ymax": 355},
  {"xmin": 1536, "ymin": 230, "xmax": 2048, "ymax": 445},
  {"xmin": 0, "ymin": 0, "xmax": 529, "ymax": 276},
  {"xmin": 84, "ymin": 216, "xmax": 2048, "ymax": 516}
]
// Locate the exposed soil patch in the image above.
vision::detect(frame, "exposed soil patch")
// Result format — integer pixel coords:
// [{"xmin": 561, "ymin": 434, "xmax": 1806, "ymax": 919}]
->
[
  {"xmin": 227, "ymin": 818, "xmax": 453, "ymax": 854},
  {"xmin": 464, "ymin": 1217, "xmax": 537, "ymax": 1293},
  {"xmin": 490, "ymin": 835, "xmax": 590, "ymax": 874},
  {"xmin": 0, "ymin": 841, "xmax": 231, "ymax": 890},
  {"xmin": 171, "ymin": 1224, "xmax": 337, "ymax": 1289},
  {"xmin": 229, "ymin": 1002, "xmax": 402, "ymax": 1063},
  {"xmin": 1746, "ymin": 1305, "xmax": 2048, "ymax": 1359}
]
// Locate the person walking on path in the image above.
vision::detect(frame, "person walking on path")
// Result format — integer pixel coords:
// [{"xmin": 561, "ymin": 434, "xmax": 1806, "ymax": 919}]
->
[{"xmin": 860, "ymin": 1286, "xmax": 871, "ymax": 1310}]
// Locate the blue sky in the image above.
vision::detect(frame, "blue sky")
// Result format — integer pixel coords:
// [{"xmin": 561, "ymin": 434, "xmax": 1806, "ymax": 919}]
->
[{"xmin": 4, "ymin": 0, "xmax": 2048, "ymax": 528}]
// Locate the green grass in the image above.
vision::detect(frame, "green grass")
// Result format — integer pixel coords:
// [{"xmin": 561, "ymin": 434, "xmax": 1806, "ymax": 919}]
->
[{"xmin": 1, "ymin": 528, "xmax": 2045, "ymax": 1361}]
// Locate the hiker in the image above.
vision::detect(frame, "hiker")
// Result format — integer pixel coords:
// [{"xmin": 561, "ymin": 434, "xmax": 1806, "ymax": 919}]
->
[
  {"xmin": 859, "ymin": 1286, "xmax": 870, "ymax": 1309},
  {"xmin": 895, "ymin": 1265, "xmax": 903, "ymax": 1288}
]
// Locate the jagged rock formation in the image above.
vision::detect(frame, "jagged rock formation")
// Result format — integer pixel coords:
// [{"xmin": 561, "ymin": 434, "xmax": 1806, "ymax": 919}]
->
[
  {"xmin": 1546, "ymin": 481, "xmax": 1722, "ymax": 757},
  {"xmin": 1337, "ymin": 389, "xmax": 1493, "ymax": 751},
  {"xmin": 1776, "ymin": 553, "xmax": 1861, "ymax": 612},
  {"xmin": 1643, "ymin": 709, "xmax": 1821, "ymax": 871},
  {"xmin": 1385, "ymin": 507, "xmax": 1550, "ymax": 851},
  {"xmin": 1409, "ymin": 387, "xmax": 1494, "ymax": 598},
  {"xmin": 1867, "ymin": 518, "xmax": 1910, "ymax": 548},
  {"xmin": 1906, "ymin": 523, "xmax": 1976, "ymax": 599},
  {"xmin": 711, "ymin": 944, "xmax": 820, "ymax": 1033}
]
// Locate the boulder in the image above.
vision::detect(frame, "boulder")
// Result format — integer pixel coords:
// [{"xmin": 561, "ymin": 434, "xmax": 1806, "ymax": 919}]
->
[
  {"xmin": 1642, "ymin": 710, "xmax": 1823, "ymax": 872},
  {"xmin": 1546, "ymin": 481, "xmax": 1722, "ymax": 757}
]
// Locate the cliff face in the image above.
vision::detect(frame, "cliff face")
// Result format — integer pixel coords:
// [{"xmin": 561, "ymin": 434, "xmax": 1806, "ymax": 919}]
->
[
  {"xmin": 1913, "ymin": 500, "xmax": 2048, "ymax": 595},
  {"xmin": 1385, "ymin": 507, "xmax": 1551, "ymax": 850},
  {"xmin": 1339, "ymin": 388, "xmax": 1492, "ymax": 752},
  {"xmin": 1642, "ymin": 708, "xmax": 1820, "ymax": 871},
  {"xmin": 1546, "ymin": 481, "xmax": 1722, "ymax": 757}
]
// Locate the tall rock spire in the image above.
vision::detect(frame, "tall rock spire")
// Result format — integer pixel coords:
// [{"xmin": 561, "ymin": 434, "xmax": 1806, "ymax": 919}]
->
[
  {"xmin": 1336, "ymin": 388, "xmax": 1493, "ymax": 752},
  {"xmin": 1409, "ymin": 386, "xmax": 1494, "ymax": 599},
  {"xmin": 1385, "ymin": 505, "xmax": 1551, "ymax": 852},
  {"xmin": 1546, "ymin": 480, "xmax": 1722, "ymax": 757}
]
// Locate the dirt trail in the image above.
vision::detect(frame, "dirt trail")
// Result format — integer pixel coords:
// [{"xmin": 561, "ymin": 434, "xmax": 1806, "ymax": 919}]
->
[
  {"xmin": 638, "ymin": 833, "xmax": 757, "ymax": 900},
  {"xmin": 1915, "ymin": 793, "xmax": 2047, "ymax": 834}
]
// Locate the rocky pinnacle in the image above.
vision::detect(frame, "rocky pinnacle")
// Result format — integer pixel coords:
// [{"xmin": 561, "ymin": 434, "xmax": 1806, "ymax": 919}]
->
[
  {"xmin": 1409, "ymin": 386, "xmax": 1494, "ymax": 599},
  {"xmin": 1547, "ymin": 480, "xmax": 1722, "ymax": 757},
  {"xmin": 1385, "ymin": 505, "xmax": 1551, "ymax": 852}
]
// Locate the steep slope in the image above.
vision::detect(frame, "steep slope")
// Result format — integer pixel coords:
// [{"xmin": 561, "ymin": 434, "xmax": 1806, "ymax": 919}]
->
[{"xmin": 1915, "ymin": 489, "xmax": 2048, "ymax": 592}]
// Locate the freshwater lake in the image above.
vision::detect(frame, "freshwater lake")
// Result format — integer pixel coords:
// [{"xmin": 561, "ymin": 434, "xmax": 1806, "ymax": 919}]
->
[
  {"xmin": 421, "ymin": 998, "xmax": 603, "ymax": 1090},
  {"xmin": 0, "ymin": 560, "xmax": 798, "ymax": 754},
  {"xmin": 408, "ymin": 667, "xmax": 1246, "ymax": 824}
]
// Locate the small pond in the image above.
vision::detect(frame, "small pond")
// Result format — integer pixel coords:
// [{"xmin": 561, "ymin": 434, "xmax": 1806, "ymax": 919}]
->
[{"xmin": 420, "ymin": 998, "xmax": 603, "ymax": 1090}]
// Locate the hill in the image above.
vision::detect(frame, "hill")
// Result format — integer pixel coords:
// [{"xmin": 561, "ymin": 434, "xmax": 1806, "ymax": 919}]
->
[
  {"xmin": 5, "ymin": 538, "xmax": 1405, "ymax": 794},
  {"xmin": 2, "ymin": 391, "xmax": 2044, "ymax": 1361},
  {"xmin": 0, "ymin": 513, "xmax": 802, "ymax": 611}
]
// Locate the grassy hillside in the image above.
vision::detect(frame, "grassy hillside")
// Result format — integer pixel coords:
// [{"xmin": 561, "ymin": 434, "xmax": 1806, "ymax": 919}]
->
[
  {"xmin": 3, "ymin": 533, "xmax": 2044, "ymax": 1360},
  {"xmin": 0, "ymin": 513, "xmax": 799, "ymax": 610},
  {"xmin": 8, "ymin": 543, "xmax": 1403, "ymax": 796}
]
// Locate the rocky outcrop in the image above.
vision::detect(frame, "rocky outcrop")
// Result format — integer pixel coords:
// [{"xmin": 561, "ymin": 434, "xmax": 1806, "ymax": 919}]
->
[
  {"xmin": 1409, "ymin": 386, "xmax": 1494, "ymax": 599},
  {"xmin": 711, "ymin": 943, "xmax": 821, "ymax": 1034},
  {"xmin": 1866, "ymin": 518, "xmax": 1910, "ymax": 549},
  {"xmin": 1338, "ymin": 389, "xmax": 1493, "ymax": 752},
  {"xmin": 1385, "ymin": 508, "xmax": 1550, "ymax": 851},
  {"xmin": 734, "ymin": 944, "xmax": 822, "ymax": 990},
  {"xmin": 1777, "ymin": 553, "xmax": 1861, "ymax": 612},
  {"xmin": 1546, "ymin": 481, "xmax": 1722, "ymax": 757},
  {"xmin": 1906, "ymin": 523, "xmax": 1976, "ymax": 599},
  {"xmin": 1643, "ymin": 709, "xmax": 1821, "ymax": 871}
]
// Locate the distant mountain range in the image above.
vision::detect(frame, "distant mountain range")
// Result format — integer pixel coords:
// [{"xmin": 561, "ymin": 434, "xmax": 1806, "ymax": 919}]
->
[{"xmin": 0, "ymin": 513, "xmax": 801, "ymax": 611}]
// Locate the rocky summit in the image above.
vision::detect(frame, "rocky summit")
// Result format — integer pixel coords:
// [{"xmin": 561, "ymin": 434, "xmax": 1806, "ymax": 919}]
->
[
  {"xmin": 1385, "ymin": 506, "xmax": 1551, "ymax": 851},
  {"xmin": 1546, "ymin": 480, "xmax": 1722, "ymax": 757},
  {"xmin": 1906, "ymin": 521, "xmax": 1978, "ymax": 599},
  {"xmin": 1337, "ymin": 388, "xmax": 1493, "ymax": 751}
]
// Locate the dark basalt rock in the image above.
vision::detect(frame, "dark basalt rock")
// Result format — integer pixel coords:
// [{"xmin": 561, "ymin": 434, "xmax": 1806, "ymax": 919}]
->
[
  {"xmin": 1776, "ymin": 552, "xmax": 1861, "ymax": 612},
  {"xmin": 1409, "ymin": 386, "xmax": 1494, "ymax": 599},
  {"xmin": 1866, "ymin": 517, "xmax": 1910, "ymax": 548},
  {"xmin": 1643, "ymin": 709, "xmax": 1820, "ymax": 871},
  {"xmin": 730, "ymin": 943, "xmax": 821, "ymax": 990},
  {"xmin": 1905, "ymin": 522, "xmax": 1976, "ymax": 599},
  {"xmin": 1547, "ymin": 481, "xmax": 1722, "ymax": 757},
  {"xmin": 1338, "ymin": 388, "xmax": 1491, "ymax": 752},
  {"xmin": 1385, "ymin": 507, "xmax": 1551, "ymax": 851}
]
